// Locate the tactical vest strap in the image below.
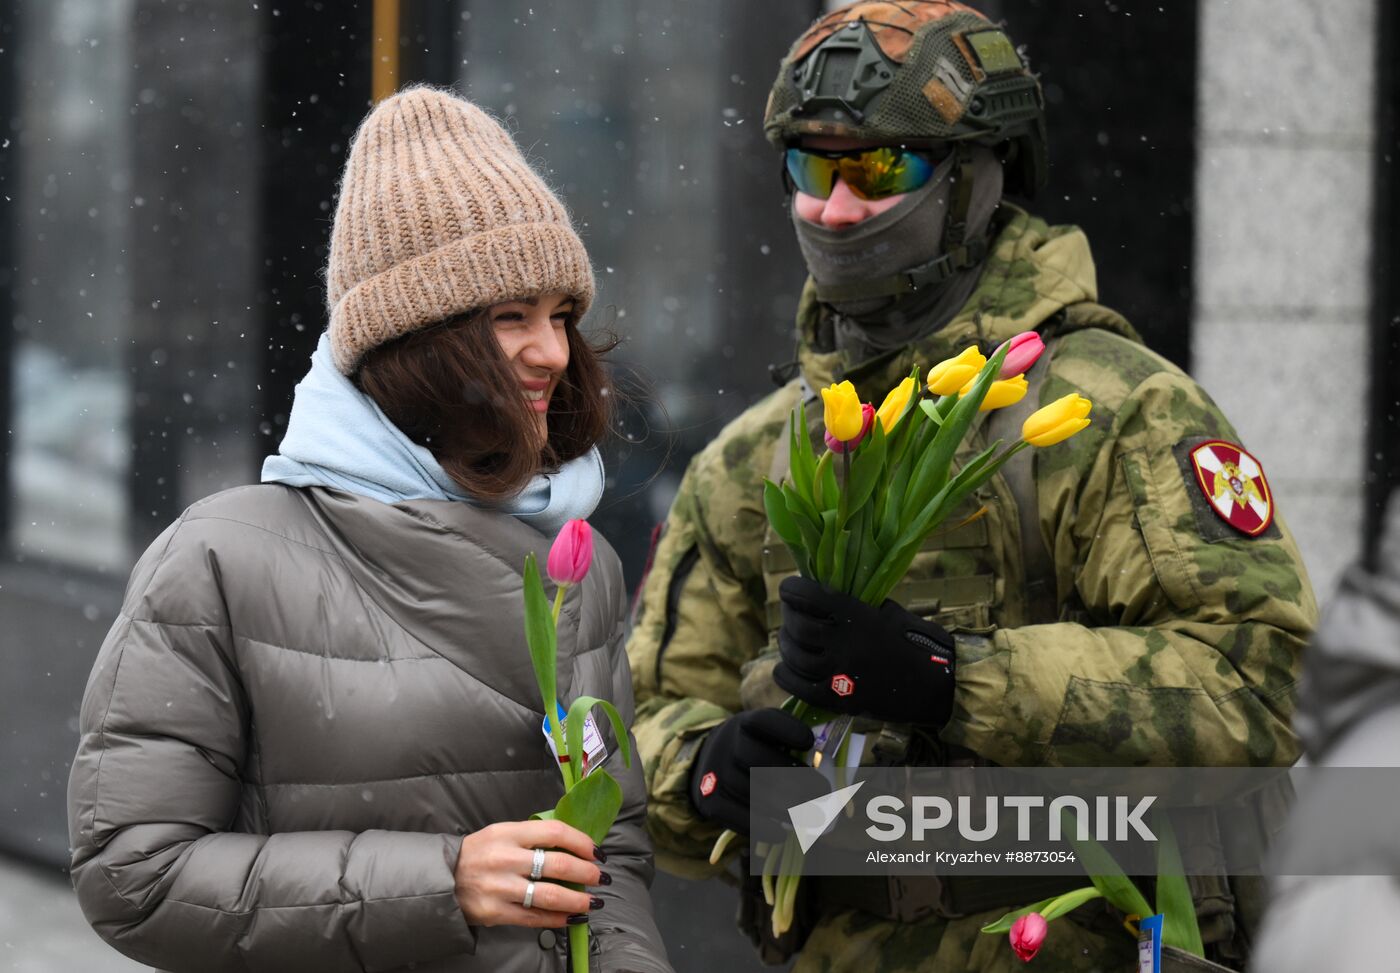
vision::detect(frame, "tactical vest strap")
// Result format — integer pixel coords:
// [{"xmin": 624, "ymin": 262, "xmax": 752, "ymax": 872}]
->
[{"xmin": 984, "ymin": 337, "xmax": 1060, "ymax": 624}]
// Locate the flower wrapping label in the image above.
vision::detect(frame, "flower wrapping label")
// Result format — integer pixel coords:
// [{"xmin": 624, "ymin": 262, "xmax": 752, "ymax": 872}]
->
[
  {"xmin": 542, "ymin": 702, "xmax": 607, "ymax": 776},
  {"xmin": 1137, "ymin": 914, "xmax": 1163, "ymax": 973},
  {"xmin": 809, "ymin": 722, "xmax": 867, "ymax": 785}
]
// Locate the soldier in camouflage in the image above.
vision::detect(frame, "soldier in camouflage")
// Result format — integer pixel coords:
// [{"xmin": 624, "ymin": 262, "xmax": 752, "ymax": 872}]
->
[{"xmin": 628, "ymin": 3, "xmax": 1316, "ymax": 970}]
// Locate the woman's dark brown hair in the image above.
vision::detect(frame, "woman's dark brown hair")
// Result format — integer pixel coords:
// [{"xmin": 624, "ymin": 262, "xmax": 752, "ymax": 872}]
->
[{"xmin": 354, "ymin": 308, "xmax": 614, "ymax": 502}]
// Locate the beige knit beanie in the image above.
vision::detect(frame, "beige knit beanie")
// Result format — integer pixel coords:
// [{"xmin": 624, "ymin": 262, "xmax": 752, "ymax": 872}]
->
[{"xmin": 325, "ymin": 87, "xmax": 595, "ymax": 375}]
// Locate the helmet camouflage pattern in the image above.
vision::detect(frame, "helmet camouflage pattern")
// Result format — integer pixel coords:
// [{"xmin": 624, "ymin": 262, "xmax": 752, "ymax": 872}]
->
[{"xmin": 764, "ymin": 1, "xmax": 1048, "ymax": 197}]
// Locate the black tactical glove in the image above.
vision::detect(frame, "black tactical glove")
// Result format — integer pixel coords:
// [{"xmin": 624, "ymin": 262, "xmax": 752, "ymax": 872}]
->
[
  {"xmin": 774, "ymin": 576, "xmax": 956, "ymax": 726},
  {"xmin": 689, "ymin": 708, "xmax": 824, "ymax": 842}
]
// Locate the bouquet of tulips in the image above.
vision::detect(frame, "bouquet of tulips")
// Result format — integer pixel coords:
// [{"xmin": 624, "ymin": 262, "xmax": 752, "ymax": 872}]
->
[
  {"xmin": 521, "ymin": 519, "xmax": 632, "ymax": 973},
  {"xmin": 709, "ymin": 331, "xmax": 1095, "ymax": 937}
]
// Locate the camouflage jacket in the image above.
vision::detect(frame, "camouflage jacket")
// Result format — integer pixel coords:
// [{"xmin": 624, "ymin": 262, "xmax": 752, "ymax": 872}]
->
[{"xmin": 628, "ymin": 206, "xmax": 1317, "ymax": 878}]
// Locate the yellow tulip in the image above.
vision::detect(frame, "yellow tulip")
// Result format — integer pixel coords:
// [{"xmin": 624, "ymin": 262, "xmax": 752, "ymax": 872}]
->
[
  {"xmin": 1023, "ymin": 393, "xmax": 1093, "ymax": 446},
  {"xmin": 926, "ymin": 346, "xmax": 987, "ymax": 396},
  {"xmin": 821, "ymin": 380, "xmax": 865, "ymax": 442},
  {"xmin": 875, "ymin": 377, "xmax": 916, "ymax": 432},
  {"xmin": 960, "ymin": 374, "xmax": 1028, "ymax": 412}
]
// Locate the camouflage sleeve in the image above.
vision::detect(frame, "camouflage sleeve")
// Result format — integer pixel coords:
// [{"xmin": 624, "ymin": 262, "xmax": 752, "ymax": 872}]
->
[
  {"xmin": 942, "ymin": 330, "xmax": 1317, "ymax": 768},
  {"xmin": 627, "ymin": 397, "xmax": 791, "ymax": 878}
]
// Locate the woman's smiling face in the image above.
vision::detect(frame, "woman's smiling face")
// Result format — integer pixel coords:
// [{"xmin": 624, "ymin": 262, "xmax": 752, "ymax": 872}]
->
[{"xmin": 488, "ymin": 293, "xmax": 574, "ymax": 442}]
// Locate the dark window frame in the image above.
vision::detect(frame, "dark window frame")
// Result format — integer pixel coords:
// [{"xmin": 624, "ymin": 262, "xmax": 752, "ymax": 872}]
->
[
  {"xmin": 1366, "ymin": 0, "xmax": 1399, "ymax": 570},
  {"xmin": 0, "ymin": 9, "xmax": 16, "ymax": 554}
]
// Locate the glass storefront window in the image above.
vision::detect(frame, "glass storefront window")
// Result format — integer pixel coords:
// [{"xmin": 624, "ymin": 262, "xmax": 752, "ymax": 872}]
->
[{"xmin": 9, "ymin": 0, "xmax": 134, "ymax": 572}]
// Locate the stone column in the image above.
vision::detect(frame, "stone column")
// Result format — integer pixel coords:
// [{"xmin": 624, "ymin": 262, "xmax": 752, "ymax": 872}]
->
[{"xmin": 1192, "ymin": 0, "xmax": 1379, "ymax": 597}]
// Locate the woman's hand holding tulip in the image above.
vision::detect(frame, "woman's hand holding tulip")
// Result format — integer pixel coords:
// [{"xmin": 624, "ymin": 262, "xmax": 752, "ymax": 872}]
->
[{"xmin": 453, "ymin": 819, "xmax": 607, "ymax": 928}]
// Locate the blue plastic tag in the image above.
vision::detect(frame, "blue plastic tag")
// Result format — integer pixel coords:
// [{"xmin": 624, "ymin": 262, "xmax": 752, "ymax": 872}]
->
[{"xmin": 1138, "ymin": 914, "xmax": 1163, "ymax": 973}]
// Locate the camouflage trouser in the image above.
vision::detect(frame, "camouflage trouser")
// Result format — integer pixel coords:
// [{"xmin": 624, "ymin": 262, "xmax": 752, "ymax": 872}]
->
[{"xmin": 793, "ymin": 907, "xmax": 1137, "ymax": 973}]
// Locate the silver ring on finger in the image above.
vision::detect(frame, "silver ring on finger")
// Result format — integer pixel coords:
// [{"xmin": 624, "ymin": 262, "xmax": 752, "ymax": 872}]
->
[
  {"xmin": 530, "ymin": 847, "xmax": 547, "ymax": 881},
  {"xmin": 522, "ymin": 880, "xmax": 537, "ymax": 910}
]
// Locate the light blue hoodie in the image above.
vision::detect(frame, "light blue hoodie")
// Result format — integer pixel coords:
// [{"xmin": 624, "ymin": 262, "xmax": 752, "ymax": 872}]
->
[{"xmin": 261, "ymin": 333, "xmax": 604, "ymax": 536}]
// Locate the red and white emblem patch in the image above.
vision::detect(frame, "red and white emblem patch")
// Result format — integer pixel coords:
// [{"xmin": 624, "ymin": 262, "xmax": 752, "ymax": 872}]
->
[
  {"xmin": 831, "ymin": 674, "xmax": 855, "ymax": 697},
  {"xmin": 699, "ymin": 771, "xmax": 717, "ymax": 797},
  {"xmin": 1188, "ymin": 440, "xmax": 1273, "ymax": 536}
]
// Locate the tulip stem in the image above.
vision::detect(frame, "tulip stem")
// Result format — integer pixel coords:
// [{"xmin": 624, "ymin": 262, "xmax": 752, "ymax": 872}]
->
[
  {"xmin": 546, "ymin": 585, "xmax": 574, "ymax": 789},
  {"xmin": 569, "ymin": 919, "xmax": 589, "ymax": 972},
  {"xmin": 838, "ymin": 450, "xmax": 851, "ymax": 526},
  {"xmin": 551, "ymin": 584, "xmax": 569, "ymax": 626}
]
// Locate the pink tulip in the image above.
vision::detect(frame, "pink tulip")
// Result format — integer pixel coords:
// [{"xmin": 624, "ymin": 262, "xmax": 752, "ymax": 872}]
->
[
  {"xmin": 546, "ymin": 519, "xmax": 594, "ymax": 586},
  {"xmin": 1009, "ymin": 912, "xmax": 1048, "ymax": 962},
  {"xmin": 998, "ymin": 331, "xmax": 1045, "ymax": 379},
  {"xmin": 824, "ymin": 402, "xmax": 875, "ymax": 454}
]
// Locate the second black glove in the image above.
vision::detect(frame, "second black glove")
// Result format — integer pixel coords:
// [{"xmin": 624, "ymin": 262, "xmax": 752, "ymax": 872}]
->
[
  {"xmin": 689, "ymin": 708, "xmax": 825, "ymax": 842},
  {"xmin": 774, "ymin": 576, "xmax": 956, "ymax": 726}
]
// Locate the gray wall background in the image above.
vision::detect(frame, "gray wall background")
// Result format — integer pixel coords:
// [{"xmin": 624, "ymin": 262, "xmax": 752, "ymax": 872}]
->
[{"xmin": 1192, "ymin": 0, "xmax": 1380, "ymax": 599}]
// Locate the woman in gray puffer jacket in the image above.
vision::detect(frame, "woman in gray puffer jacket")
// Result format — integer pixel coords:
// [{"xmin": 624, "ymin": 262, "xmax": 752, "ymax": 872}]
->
[{"xmin": 66, "ymin": 87, "xmax": 672, "ymax": 973}]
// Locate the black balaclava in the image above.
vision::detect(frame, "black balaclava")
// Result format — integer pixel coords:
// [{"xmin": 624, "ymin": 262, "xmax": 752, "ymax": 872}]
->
[{"xmin": 791, "ymin": 145, "xmax": 1004, "ymax": 362}]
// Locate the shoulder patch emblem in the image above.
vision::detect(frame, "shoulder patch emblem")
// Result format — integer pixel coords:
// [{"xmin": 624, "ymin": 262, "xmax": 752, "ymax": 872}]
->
[{"xmin": 1187, "ymin": 440, "xmax": 1273, "ymax": 536}]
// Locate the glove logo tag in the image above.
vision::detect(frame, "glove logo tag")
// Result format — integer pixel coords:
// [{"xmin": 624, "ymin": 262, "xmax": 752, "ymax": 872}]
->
[
  {"xmin": 831, "ymin": 673, "xmax": 855, "ymax": 697},
  {"xmin": 699, "ymin": 771, "xmax": 717, "ymax": 797}
]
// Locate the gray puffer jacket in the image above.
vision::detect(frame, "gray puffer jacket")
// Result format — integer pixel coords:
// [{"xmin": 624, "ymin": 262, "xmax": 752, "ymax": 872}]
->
[{"xmin": 67, "ymin": 484, "xmax": 671, "ymax": 973}]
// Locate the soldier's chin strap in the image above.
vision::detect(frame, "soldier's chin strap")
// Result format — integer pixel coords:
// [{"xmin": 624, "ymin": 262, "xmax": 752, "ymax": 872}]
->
[{"xmin": 812, "ymin": 143, "xmax": 987, "ymax": 306}]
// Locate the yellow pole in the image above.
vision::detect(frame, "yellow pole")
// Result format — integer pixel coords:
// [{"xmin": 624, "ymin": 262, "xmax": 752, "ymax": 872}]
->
[{"xmin": 372, "ymin": 0, "xmax": 400, "ymax": 103}]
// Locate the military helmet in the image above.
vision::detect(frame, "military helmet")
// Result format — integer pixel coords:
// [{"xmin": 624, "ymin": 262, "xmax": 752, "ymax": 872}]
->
[{"xmin": 764, "ymin": 1, "xmax": 1048, "ymax": 197}]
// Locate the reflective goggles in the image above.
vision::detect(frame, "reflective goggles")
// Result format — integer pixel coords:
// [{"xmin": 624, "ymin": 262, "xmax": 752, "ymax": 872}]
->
[{"xmin": 783, "ymin": 145, "xmax": 937, "ymax": 201}]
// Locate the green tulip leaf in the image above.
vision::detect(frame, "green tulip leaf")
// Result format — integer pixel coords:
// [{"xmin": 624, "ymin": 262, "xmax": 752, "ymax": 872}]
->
[
  {"xmin": 906, "ymin": 344, "xmax": 1009, "ymax": 513},
  {"xmin": 816, "ymin": 510, "xmax": 837, "ymax": 580},
  {"xmin": 979, "ymin": 886, "xmax": 1102, "ymax": 934},
  {"xmin": 564, "ymin": 695, "xmax": 633, "ymax": 783},
  {"xmin": 522, "ymin": 554, "xmax": 557, "ymax": 719},
  {"xmin": 862, "ymin": 477, "xmax": 960, "ymax": 602},
  {"xmin": 831, "ymin": 527, "xmax": 851, "ymax": 593},
  {"xmin": 783, "ymin": 482, "xmax": 822, "ymax": 532},
  {"xmin": 812, "ymin": 450, "xmax": 829, "ymax": 509},
  {"xmin": 764, "ymin": 479, "xmax": 803, "ymax": 550},
  {"xmin": 783, "ymin": 485, "xmax": 823, "ymax": 576},
  {"xmin": 948, "ymin": 440, "xmax": 1003, "ymax": 493},
  {"xmin": 789, "ymin": 408, "xmax": 815, "ymax": 503},
  {"xmin": 877, "ymin": 448, "xmax": 916, "ymax": 549},
  {"xmin": 884, "ymin": 381, "xmax": 923, "ymax": 474},
  {"xmin": 842, "ymin": 421, "xmax": 887, "ymax": 526},
  {"xmin": 848, "ymin": 506, "xmax": 881, "ymax": 597},
  {"xmin": 552, "ymin": 769, "xmax": 624, "ymax": 846},
  {"xmin": 1060, "ymin": 809, "xmax": 1154, "ymax": 920},
  {"xmin": 1042, "ymin": 885, "xmax": 1106, "ymax": 922},
  {"xmin": 818, "ymin": 452, "xmax": 839, "ymax": 512},
  {"xmin": 1154, "ymin": 816, "xmax": 1205, "ymax": 957}
]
